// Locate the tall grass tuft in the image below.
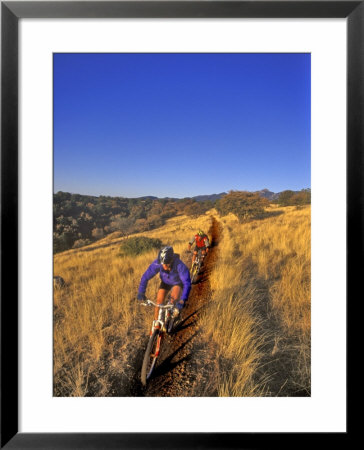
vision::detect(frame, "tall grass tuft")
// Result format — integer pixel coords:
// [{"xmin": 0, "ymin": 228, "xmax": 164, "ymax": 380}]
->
[{"xmin": 200, "ymin": 224, "xmax": 268, "ymax": 396}]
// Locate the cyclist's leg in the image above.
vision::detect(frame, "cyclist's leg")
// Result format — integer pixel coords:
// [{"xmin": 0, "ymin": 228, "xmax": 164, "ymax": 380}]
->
[
  {"xmin": 201, "ymin": 247, "xmax": 207, "ymax": 263},
  {"xmin": 155, "ymin": 288, "xmax": 167, "ymax": 320},
  {"xmin": 170, "ymin": 285, "xmax": 183, "ymax": 318},
  {"xmin": 170, "ymin": 284, "xmax": 182, "ymax": 304},
  {"xmin": 192, "ymin": 247, "xmax": 198, "ymax": 265}
]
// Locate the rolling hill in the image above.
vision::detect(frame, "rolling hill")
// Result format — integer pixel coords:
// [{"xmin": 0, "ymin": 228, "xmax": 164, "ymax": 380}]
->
[{"xmin": 53, "ymin": 204, "xmax": 311, "ymax": 397}]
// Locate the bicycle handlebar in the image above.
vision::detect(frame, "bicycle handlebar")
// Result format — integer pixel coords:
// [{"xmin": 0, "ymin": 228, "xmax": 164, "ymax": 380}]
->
[{"xmin": 141, "ymin": 299, "xmax": 175, "ymax": 309}]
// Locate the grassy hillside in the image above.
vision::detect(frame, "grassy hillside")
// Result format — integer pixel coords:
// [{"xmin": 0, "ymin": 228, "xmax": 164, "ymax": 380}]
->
[
  {"xmin": 200, "ymin": 205, "xmax": 311, "ymax": 396},
  {"xmin": 53, "ymin": 191, "xmax": 213, "ymax": 253},
  {"xmin": 53, "ymin": 213, "xmax": 212, "ymax": 396},
  {"xmin": 54, "ymin": 205, "xmax": 310, "ymax": 397}
]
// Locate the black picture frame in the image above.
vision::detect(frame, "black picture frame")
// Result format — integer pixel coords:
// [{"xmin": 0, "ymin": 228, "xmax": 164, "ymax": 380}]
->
[{"xmin": 1, "ymin": 1, "xmax": 358, "ymax": 448}]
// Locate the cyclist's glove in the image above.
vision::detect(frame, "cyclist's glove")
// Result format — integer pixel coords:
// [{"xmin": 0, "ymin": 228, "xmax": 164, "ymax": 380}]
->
[
  {"xmin": 176, "ymin": 300, "xmax": 185, "ymax": 311},
  {"xmin": 137, "ymin": 293, "xmax": 146, "ymax": 301}
]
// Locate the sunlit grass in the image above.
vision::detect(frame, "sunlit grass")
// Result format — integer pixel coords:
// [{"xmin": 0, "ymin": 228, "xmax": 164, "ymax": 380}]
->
[
  {"xmin": 53, "ymin": 213, "xmax": 212, "ymax": 396},
  {"xmin": 203, "ymin": 205, "xmax": 311, "ymax": 396},
  {"xmin": 54, "ymin": 205, "xmax": 310, "ymax": 397}
]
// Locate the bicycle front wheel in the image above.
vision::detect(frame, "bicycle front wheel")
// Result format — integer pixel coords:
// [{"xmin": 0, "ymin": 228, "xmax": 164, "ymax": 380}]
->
[
  {"xmin": 167, "ymin": 315, "xmax": 175, "ymax": 333},
  {"xmin": 191, "ymin": 264, "xmax": 198, "ymax": 284},
  {"xmin": 141, "ymin": 329, "xmax": 162, "ymax": 386}
]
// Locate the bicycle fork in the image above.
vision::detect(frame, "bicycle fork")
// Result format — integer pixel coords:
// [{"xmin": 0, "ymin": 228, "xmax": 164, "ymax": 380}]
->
[{"xmin": 151, "ymin": 308, "xmax": 167, "ymax": 334}]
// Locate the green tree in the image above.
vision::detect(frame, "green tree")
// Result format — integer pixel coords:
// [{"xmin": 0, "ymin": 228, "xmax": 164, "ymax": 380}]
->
[
  {"xmin": 183, "ymin": 201, "xmax": 208, "ymax": 217},
  {"xmin": 53, "ymin": 231, "xmax": 75, "ymax": 253},
  {"xmin": 91, "ymin": 228, "xmax": 104, "ymax": 240},
  {"xmin": 276, "ymin": 190, "xmax": 295, "ymax": 206},
  {"xmin": 276, "ymin": 189, "xmax": 311, "ymax": 206},
  {"xmin": 110, "ymin": 216, "xmax": 134, "ymax": 237},
  {"xmin": 216, "ymin": 190, "xmax": 269, "ymax": 221},
  {"xmin": 146, "ymin": 214, "xmax": 163, "ymax": 229}
]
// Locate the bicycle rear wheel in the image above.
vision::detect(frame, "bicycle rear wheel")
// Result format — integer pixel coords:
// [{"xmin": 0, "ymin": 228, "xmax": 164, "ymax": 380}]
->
[{"xmin": 141, "ymin": 329, "xmax": 162, "ymax": 386}]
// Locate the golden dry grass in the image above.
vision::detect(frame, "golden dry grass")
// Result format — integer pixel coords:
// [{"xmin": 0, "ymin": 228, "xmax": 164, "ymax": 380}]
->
[
  {"xmin": 53, "ymin": 213, "xmax": 212, "ymax": 396},
  {"xmin": 203, "ymin": 205, "xmax": 311, "ymax": 396},
  {"xmin": 54, "ymin": 205, "xmax": 310, "ymax": 397}
]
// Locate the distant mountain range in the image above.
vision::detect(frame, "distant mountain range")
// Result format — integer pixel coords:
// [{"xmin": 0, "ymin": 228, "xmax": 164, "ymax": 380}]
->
[
  {"xmin": 192, "ymin": 193, "xmax": 227, "ymax": 202},
  {"xmin": 191, "ymin": 189, "xmax": 310, "ymax": 203},
  {"xmin": 254, "ymin": 189, "xmax": 280, "ymax": 200},
  {"xmin": 56, "ymin": 189, "xmax": 309, "ymax": 203},
  {"xmin": 137, "ymin": 191, "xmax": 275, "ymax": 203}
]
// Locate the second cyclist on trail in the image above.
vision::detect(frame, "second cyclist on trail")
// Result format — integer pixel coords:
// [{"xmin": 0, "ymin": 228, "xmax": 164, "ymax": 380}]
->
[
  {"xmin": 188, "ymin": 229, "xmax": 210, "ymax": 267},
  {"xmin": 137, "ymin": 246, "xmax": 191, "ymax": 322}
]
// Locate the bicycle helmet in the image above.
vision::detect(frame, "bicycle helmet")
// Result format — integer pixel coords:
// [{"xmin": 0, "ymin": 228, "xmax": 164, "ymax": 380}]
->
[
  {"xmin": 198, "ymin": 230, "xmax": 204, "ymax": 236},
  {"xmin": 158, "ymin": 246, "xmax": 174, "ymax": 264}
]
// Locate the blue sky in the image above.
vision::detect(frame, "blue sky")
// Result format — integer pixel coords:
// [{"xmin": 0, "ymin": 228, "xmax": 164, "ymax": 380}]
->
[{"xmin": 54, "ymin": 53, "xmax": 310, "ymax": 198}]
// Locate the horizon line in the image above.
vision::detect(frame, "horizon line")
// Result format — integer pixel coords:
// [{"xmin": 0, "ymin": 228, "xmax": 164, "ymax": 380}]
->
[{"xmin": 53, "ymin": 187, "xmax": 311, "ymax": 200}]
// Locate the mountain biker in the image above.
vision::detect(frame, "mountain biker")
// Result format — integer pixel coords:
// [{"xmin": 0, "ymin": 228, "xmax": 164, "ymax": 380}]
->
[
  {"xmin": 137, "ymin": 246, "xmax": 191, "ymax": 321},
  {"xmin": 188, "ymin": 229, "xmax": 210, "ymax": 266}
]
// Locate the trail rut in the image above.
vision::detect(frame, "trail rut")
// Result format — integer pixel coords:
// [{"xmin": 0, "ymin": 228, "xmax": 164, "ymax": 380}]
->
[{"xmin": 132, "ymin": 216, "xmax": 222, "ymax": 397}]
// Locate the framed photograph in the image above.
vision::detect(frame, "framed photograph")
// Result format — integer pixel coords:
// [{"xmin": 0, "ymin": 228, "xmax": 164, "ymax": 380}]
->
[{"xmin": 2, "ymin": 1, "xmax": 358, "ymax": 448}]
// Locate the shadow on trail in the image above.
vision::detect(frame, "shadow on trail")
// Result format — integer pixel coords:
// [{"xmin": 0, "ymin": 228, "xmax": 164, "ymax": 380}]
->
[
  {"xmin": 169, "ymin": 305, "xmax": 206, "ymax": 334},
  {"xmin": 173, "ymin": 319, "xmax": 197, "ymax": 333},
  {"xmin": 209, "ymin": 238, "xmax": 219, "ymax": 249},
  {"xmin": 151, "ymin": 332, "xmax": 198, "ymax": 380},
  {"xmin": 179, "ymin": 305, "xmax": 206, "ymax": 325},
  {"xmin": 131, "ymin": 330, "xmax": 200, "ymax": 396},
  {"xmin": 152, "ymin": 355, "xmax": 191, "ymax": 381},
  {"xmin": 192, "ymin": 270, "xmax": 209, "ymax": 285}
]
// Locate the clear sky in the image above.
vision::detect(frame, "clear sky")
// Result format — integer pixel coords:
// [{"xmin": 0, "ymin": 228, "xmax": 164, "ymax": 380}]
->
[{"xmin": 54, "ymin": 53, "xmax": 310, "ymax": 198}]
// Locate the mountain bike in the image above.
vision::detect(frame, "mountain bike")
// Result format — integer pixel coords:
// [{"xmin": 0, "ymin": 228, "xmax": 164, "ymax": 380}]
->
[
  {"xmin": 190, "ymin": 248, "xmax": 204, "ymax": 284},
  {"xmin": 140, "ymin": 298, "xmax": 178, "ymax": 386}
]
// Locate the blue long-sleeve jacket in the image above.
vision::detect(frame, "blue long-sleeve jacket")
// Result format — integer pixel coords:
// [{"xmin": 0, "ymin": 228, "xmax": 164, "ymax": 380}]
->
[{"xmin": 138, "ymin": 254, "xmax": 191, "ymax": 301}]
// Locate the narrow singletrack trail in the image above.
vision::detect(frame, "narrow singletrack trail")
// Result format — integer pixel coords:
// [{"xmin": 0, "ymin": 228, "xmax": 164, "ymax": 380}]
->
[{"xmin": 132, "ymin": 216, "xmax": 222, "ymax": 397}]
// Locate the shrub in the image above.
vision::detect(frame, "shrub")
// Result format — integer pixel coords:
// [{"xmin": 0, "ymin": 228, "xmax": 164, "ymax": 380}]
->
[
  {"xmin": 216, "ymin": 190, "xmax": 269, "ymax": 221},
  {"xmin": 276, "ymin": 189, "xmax": 311, "ymax": 206},
  {"xmin": 53, "ymin": 231, "xmax": 76, "ymax": 253},
  {"xmin": 92, "ymin": 228, "xmax": 104, "ymax": 239},
  {"xmin": 119, "ymin": 236, "xmax": 162, "ymax": 257},
  {"xmin": 73, "ymin": 239, "xmax": 92, "ymax": 248}
]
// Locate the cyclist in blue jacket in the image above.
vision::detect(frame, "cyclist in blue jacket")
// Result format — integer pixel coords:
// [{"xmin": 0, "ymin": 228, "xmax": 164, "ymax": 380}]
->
[{"xmin": 137, "ymin": 246, "xmax": 191, "ymax": 320}]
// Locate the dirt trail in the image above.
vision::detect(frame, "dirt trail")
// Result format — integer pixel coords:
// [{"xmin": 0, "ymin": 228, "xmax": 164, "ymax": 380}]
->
[{"xmin": 132, "ymin": 216, "xmax": 222, "ymax": 397}]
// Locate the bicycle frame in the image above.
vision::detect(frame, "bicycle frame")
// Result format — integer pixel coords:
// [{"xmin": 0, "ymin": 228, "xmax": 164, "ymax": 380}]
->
[
  {"xmin": 142, "ymin": 299, "xmax": 175, "ymax": 333},
  {"xmin": 140, "ymin": 299, "xmax": 176, "ymax": 385}
]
